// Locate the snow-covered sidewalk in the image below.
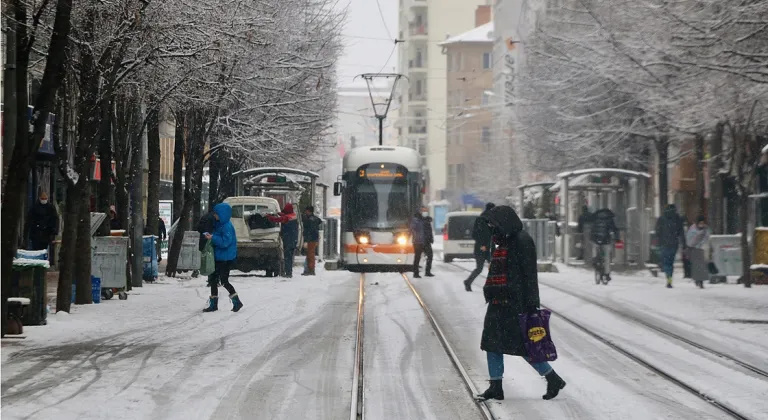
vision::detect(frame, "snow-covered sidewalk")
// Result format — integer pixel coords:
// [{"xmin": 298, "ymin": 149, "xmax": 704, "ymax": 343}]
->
[{"xmin": 2, "ymin": 270, "xmax": 359, "ymax": 420}]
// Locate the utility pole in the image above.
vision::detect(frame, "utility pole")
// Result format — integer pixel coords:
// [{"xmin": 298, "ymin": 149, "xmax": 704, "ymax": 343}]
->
[{"xmin": 355, "ymin": 73, "xmax": 405, "ymax": 146}]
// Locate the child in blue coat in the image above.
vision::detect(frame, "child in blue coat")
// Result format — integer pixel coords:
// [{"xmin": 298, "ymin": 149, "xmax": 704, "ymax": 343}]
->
[{"xmin": 203, "ymin": 203, "xmax": 244, "ymax": 312}]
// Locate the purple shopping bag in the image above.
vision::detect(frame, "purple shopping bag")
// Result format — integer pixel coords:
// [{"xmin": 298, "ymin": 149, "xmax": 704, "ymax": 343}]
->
[{"xmin": 519, "ymin": 309, "xmax": 558, "ymax": 363}]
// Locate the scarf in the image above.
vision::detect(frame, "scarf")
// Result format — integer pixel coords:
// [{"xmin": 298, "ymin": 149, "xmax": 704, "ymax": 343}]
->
[{"xmin": 484, "ymin": 241, "xmax": 513, "ymax": 304}]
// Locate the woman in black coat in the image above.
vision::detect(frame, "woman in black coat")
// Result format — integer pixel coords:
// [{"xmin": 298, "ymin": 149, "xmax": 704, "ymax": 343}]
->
[{"xmin": 476, "ymin": 205, "xmax": 567, "ymax": 402}]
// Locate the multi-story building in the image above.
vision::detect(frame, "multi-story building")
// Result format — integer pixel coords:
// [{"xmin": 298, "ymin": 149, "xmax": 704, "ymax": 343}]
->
[
  {"xmin": 439, "ymin": 7, "xmax": 494, "ymax": 207},
  {"xmin": 396, "ymin": 0, "xmax": 487, "ymax": 202},
  {"xmin": 492, "ymin": 0, "xmax": 548, "ymax": 194}
]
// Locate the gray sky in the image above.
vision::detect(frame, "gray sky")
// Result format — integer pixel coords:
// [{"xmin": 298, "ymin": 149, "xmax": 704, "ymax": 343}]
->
[{"xmin": 336, "ymin": 0, "xmax": 399, "ymax": 89}]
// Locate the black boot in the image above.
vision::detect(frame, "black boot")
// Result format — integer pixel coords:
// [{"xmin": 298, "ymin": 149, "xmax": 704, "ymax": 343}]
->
[
  {"xmin": 463, "ymin": 279, "xmax": 472, "ymax": 292},
  {"xmin": 475, "ymin": 379, "xmax": 504, "ymax": 401},
  {"xmin": 543, "ymin": 371, "xmax": 566, "ymax": 400},
  {"xmin": 203, "ymin": 296, "xmax": 218, "ymax": 313},
  {"xmin": 413, "ymin": 271, "xmax": 421, "ymax": 279},
  {"xmin": 425, "ymin": 272, "xmax": 435, "ymax": 277}
]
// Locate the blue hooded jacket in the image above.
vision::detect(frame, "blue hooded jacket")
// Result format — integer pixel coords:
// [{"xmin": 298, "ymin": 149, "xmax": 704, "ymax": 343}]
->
[{"xmin": 211, "ymin": 203, "xmax": 237, "ymax": 261}]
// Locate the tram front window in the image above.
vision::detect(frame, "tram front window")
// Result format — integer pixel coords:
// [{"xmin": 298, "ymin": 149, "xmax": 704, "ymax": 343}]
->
[{"xmin": 348, "ymin": 180, "xmax": 411, "ymax": 230}]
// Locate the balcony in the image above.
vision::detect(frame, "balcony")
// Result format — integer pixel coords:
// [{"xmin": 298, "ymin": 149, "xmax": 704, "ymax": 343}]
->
[
  {"xmin": 409, "ymin": 23, "xmax": 428, "ymax": 38},
  {"xmin": 408, "ymin": 58, "xmax": 427, "ymax": 72},
  {"xmin": 408, "ymin": 125, "xmax": 427, "ymax": 134},
  {"xmin": 408, "ymin": 92, "xmax": 427, "ymax": 103}
]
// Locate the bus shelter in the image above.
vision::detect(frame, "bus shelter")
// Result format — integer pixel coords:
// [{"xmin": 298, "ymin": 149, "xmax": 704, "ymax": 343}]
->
[
  {"xmin": 233, "ymin": 167, "xmax": 320, "ymax": 208},
  {"xmin": 551, "ymin": 168, "xmax": 651, "ymax": 270},
  {"xmin": 518, "ymin": 181, "xmax": 556, "ymax": 218}
]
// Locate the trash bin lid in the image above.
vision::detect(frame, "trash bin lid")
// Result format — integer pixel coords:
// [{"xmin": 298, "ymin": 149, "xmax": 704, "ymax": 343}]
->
[
  {"xmin": 12, "ymin": 258, "xmax": 50, "ymax": 270},
  {"xmin": 7, "ymin": 297, "xmax": 31, "ymax": 305}
]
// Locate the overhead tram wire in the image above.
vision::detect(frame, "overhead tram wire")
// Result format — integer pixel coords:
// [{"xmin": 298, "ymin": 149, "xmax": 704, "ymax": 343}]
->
[{"xmin": 374, "ymin": 0, "xmax": 393, "ymax": 41}]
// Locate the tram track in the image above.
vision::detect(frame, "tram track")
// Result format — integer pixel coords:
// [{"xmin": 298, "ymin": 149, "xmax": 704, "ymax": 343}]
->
[
  {"xmin": 349, "ymin": 273, "xmax": 496, "ymax": 420},
  {"xmin": 539, "ymin": 280, "xmax": 768, "ymax": 380},
  {"xmin": 448, "ymin": 262, "xmax": 760, "ymax": 420}
]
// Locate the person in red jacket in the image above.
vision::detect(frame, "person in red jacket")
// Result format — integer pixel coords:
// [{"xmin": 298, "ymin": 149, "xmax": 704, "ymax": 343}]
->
[{"xmin": 266, "ymin": 203, "xmax": 299, "ymax": 277}]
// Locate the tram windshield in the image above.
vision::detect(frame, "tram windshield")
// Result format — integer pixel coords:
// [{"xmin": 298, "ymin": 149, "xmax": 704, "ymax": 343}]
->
[{"xmin": 345, "ymin": 164, "xmax": 414, "ymax": 230}]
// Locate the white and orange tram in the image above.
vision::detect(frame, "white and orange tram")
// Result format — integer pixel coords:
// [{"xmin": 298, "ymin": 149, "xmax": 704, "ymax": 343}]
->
[{"xmin": 333, "ymin": 146, "xmax": 423, "ymax": 273}]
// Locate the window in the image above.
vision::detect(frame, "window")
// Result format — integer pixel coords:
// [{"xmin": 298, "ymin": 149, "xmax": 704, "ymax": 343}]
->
[
  {"xmin": 457, "ymin": 164, "xmax": 465, "ymax": 189},
  {"xmin": 483, "ymin": 52, "xmax": 492, "ymax": 69},
  {"xmin": 481, "ymin": 92, "xmax": 490, "ymax": 105},
  {"xmin": 482, "ymin": 126, "xmax": 491, "ymax": 142},
  {"xmin": 415, "ymin": 79, "xmax": 422, "ymax": 95},
  {"xmin": 447, "ymin": 164, "xmax": 456, "ymax": 189}
]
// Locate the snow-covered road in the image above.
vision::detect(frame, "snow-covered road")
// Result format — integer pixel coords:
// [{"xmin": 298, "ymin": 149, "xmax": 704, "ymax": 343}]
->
[{"xmin": 3, "ymin": 259, "xmax": 766, "ymax": 420}]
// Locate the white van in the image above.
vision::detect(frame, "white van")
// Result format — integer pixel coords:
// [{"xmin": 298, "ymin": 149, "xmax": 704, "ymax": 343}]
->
[{"xmin": 442, "ymin": 211, "xmax": 481, "ymax": 263}]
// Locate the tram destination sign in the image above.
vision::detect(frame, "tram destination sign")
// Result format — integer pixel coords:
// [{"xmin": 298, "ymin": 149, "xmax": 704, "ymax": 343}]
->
[{"xmin": 358, "ymin": 164, "xmax": 405, "ymax": 179}]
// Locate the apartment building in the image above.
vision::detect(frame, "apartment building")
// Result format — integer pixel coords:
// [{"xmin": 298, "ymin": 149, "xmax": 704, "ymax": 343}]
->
[
  {"xmin": 439, "ymin": 7, "xmax": 494, "ymax": 206},
  {"xmin": 396, "ymin": 0, "xmax": 487, "ymax": 202}
]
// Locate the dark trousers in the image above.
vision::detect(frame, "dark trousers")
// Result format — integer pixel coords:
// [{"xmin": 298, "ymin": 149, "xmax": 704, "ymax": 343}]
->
[
  {"xmin": 465, "ymin": 256, "xmax": 486, "ymax": 285},
  {"xmin": 284, "ymin": 247, "xmax": 296, "ymax": 276},
  {"xmin": 413, "ymin": 244, "xmax": 425, "ymax": 274},
  {"xmin": 210, "ymin": 260, "xmax": 237, "ymax": 296},
  {"xmin": 424, "ymin": 243, "xmax": 433, "ymax": 274}
]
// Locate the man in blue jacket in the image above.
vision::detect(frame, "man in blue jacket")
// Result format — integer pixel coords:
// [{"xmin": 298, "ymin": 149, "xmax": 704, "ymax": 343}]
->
[{"xmin": 203, "ymin": 203, "xmax": 244, "ymax": 312}]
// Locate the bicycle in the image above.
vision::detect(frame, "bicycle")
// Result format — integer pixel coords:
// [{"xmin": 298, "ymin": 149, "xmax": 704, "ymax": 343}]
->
[{"xmin": 593, "ymin": 244, "xmax": 611, "ymax": 285}]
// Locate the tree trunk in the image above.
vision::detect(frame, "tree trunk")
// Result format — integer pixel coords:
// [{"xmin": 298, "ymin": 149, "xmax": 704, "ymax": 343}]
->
[
  {"xmin": 56, "ymin": 180, "xmax": 82, "ymax": 312},
  {"xmin": 130, "ymin": 115, "xmax": 144, "ymax": 288},
  {"xmin": 656, "ymin": 137, "xmax": 669, "ymax": 210},
  {"xmin": 739, "ymin": 193, "xmax": 752, "ymax": 287},
  {"xmin": 172, "ymin": 113, "xmax": 185, "ymax": 222},
  {"xmin": 98, "ymin": 98, "xmax": 114, "ymax": 214},
  {"xmin": 146, "ymin": 109, "xmax": 161, "ymax": 238},
  {"xmin": 708, "ymin": 123, "xmax": 724, "ymax": 234},
  {"xmin": 694, "ymin": 134, "xmax": 706, "ymax": 218},
  {"xmin": 193, "ymin": 162, "xmax": 204, "ymax": 224},
  {"xmin": 208, "ymin": 143, "xmax": 220, "ymax": 208},
  {"xmin": 74, "ymin": 191, "xmax": 93, "ymax": 304},
  {"xmin": 2, "ymin": 11, "xmax": 18, "ymax": 186}
]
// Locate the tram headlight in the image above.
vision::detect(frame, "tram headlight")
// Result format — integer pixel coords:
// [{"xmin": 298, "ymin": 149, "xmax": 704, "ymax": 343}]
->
[
  {"xmin": 354, "ymin": 231, "xmax": 370, "ymax": 245},
  {"xmin": 396, "ymin": 234, "xmax": 408, "ymax": 246}
]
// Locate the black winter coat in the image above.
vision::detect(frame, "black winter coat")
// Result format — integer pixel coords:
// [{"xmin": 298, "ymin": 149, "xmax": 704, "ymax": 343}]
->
[
  {"xmin": 590, "ymin": 208, "xmax": 619, "ymax": 245},
  {"xmin": 28, "ymin": 202, "xmax": 58, "ymax": 246},
  {"xmin": 302, "ymin": 214, "xmax": 321, "ymax": 243},
  {"xmin": 480, "ymin": 205, "xmax": 541, "ymax": 357},
  {"xmin": 197, "ymin": 212, "xmax": 216, "ymax": 251},
  {"xmin": 472, "ymin": 210, "xmax": 494, "ymax": 260},
  {"xmin": 655, "ymin": 208, "xmax": 686, "ymax": 249}
]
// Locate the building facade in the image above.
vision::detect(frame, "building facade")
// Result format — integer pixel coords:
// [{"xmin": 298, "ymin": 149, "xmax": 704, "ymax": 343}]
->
[
  {"xmin": 440, "ymin": 9, "xmax": 494, "ymax": 207},
  {"xmin": 396, "ymin": 0, "xmax": 487, "ymax": 202}
]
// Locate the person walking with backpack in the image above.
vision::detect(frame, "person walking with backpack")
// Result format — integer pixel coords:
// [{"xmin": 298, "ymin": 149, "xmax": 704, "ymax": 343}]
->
[
  {"xmin": 464, "ymin": 202, "xmax": 495, "ymax": 291},
  {"xmin": 202, "ymin": 203, "xmax": 243, "ymax": 312},
  {"xmin": 423, "ymin": 215, "xmax": 435, "ymax": 277},
  {"xmin": 410, "ymin": 213, "xmax": 427, "ymax": 278},
  {"xmin": 475, "ymin": 205, "xmax": 567, "ymax": 402},
  {"xmin": 655, "ymin": 204, "xmax": 687, "ymax": 288}
]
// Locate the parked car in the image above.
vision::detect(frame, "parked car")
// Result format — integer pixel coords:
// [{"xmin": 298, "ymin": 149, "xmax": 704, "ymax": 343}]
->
[{"xmin": 442, "ymin": 210, "xmax": 481, "ymax": 263}]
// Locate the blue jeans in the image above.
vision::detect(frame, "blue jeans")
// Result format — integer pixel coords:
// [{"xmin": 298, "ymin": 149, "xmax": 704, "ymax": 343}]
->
[
  {"xmin": 660, "ymin": 246, "xmax": 677, "ymax": 278},
  {"xmin": 284, "ymin": 247, "xmax": 296, "ymax": 276},
  {"xmin": 487, "ymin": 351, "xmax": 553, "ymax": 380}
]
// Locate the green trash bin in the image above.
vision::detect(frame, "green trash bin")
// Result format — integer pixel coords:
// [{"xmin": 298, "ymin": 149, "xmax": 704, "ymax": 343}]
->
[{"xmin": 10, "ymin": 260, "xmax": 49, "ymax": 326}]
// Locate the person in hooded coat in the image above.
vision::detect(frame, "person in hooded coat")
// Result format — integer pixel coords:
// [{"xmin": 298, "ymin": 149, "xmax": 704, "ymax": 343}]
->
[
  {"xmin": 203, "ymin": 203, "xmax": 243, "ymax": 312},
  {"xmin": 423, "ymin": 216, "xmax": 435, "ymax": 277},
  {"xmin": 464, "ymin": 202, "xmax": 495, "ymax": 291},
  {"xmin": 655, "ymin": 204, "xmax": 687, "ymax": 288},
  {"xmin": 267, "ymin": 203, "xmax": 299, "ymax": 277},
  {"xmin": 27, "ymin": 191, "xmax": 58, "ymax": 251},
  {"xmin": 475, "ymin": 205, "xmax": 567, "ymax": 402}
]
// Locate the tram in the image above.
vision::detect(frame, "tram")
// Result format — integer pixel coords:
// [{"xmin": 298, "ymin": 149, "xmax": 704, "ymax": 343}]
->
[{"xmin": 333, "ymin": 146, "xmax": 423, "ymax": 272}]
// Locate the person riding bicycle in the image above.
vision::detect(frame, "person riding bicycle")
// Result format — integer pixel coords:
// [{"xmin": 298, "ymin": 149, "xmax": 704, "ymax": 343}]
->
[{"xmin": 590, "ymin": 208, "xmax": 620, "ymax": 281}]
